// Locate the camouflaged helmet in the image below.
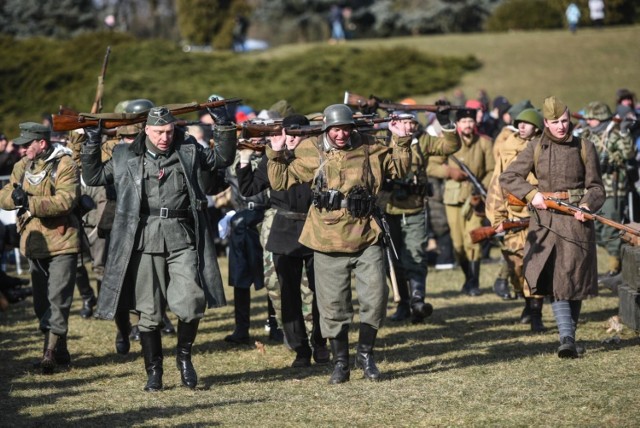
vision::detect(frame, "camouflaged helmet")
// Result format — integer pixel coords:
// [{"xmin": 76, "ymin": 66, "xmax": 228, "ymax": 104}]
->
[
  {"xmin": 322, "ymin": 104, "xmax": 355, "ymax": 131},
  {"xmin": 125, "ymin": 99, "xmax": 155, "ymax": 114},
  {"xmin": 584, "ymin": 101, "xmax": 613, "ymax": 121},
  {"xmin": 514, "ymin": 108, "xmax": 543, "ymax": 130}
]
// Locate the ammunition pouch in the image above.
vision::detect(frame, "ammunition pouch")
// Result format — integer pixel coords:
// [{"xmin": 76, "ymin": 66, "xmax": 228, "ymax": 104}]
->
[
  {"xmin": 313, "ymin": 189, "xmax": 343, "ymax": 211},
  {"xmin": 346, "ymin": 186, "xmax": 376, "ymax": 218},
  {"xmin": 381, "ymin": 178, "xmax": 433, "ymax": 201}
]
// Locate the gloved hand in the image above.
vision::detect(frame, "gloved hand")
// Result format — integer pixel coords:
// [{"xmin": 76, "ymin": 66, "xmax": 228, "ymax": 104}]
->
[
  {"xmin": 207, "ymin": 96, "xmax": 232, "ymax": 126},
  {"xmin": 11, "ymin": 184, "xmax": 28, "ymax": 208},
  {"xmin": 435, "ymin": 100, "xmax": 452, "ymax": 127},
  {"xmin": 84, "ymin": 125, "xmax": 103, "ymax": 145}
]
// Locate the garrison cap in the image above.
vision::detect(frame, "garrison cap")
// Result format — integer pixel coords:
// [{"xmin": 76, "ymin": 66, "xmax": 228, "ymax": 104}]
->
[
  {"xmin": 14, "ymin": 122, "xmax": 51, "ymax": 146},
  {"xmin": 146, "ymin": 106, "xmax": 177, "ymax": 126},
  {"xmin": 542, "ymin": 96, "xmax": 568, "ymax": 120},
  {"xmin": 455, "ymin": 108, "xmax": 477, "ymax": 121}
]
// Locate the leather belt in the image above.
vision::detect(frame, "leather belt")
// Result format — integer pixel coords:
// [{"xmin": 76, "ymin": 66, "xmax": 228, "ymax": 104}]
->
[
  {"xmin": 276, "ymin": 209, "xmax": 307, "ymax": 220},
  {"xmin": 541, "ymin": 191, "xmax": 569, "ymax": 200},
  {"xmin": 141, "ymin": 207, "xmax": 191, "ymax": 219}
]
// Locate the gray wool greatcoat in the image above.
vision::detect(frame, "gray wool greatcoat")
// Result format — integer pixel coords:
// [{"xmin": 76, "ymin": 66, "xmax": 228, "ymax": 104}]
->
[
  {"xmin": 81, "ymin": 126, "xmax": 236, "ymax": 320},
  {"xmin": 499, "ymin": 133, "xmax": 605, "ymax": 300}
]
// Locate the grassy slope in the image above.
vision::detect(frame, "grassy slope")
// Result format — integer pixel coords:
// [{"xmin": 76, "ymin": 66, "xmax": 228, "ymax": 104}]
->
[{"xmin": 1, "ymin": 26, "xmax": 640, "ymax": 427}]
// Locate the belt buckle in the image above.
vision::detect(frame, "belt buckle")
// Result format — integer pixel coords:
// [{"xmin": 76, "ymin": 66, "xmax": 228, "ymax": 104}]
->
[
  {"xmin": 248, "ymin": 201, "xmax": 255, "ymax": 210},
  {"xmin": 159, "ymin": 207, "xmax": 169, "ymax": 218}
]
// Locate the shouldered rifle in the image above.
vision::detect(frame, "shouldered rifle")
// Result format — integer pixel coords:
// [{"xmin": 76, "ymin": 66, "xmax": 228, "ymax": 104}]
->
[
  {"xmin": 52, "ymin": 98, "xmax": 242, "ymax": 132},
  {"xmin": 373, "ymin": 208, "xmax": 401, "ymax": 303},
  {"xmin": 449, "ymin": 155, "xmax": 487, "ymax": 199},
  {"xmin": 507, "ymin": 193, "xmax": 640, "ymax": 244},
  {"xmin": 572, "ymin": 112, "xmax": 621, "ymax": 124},
  {"xmin": 91, "ymin": 46, "xmax": 111, "ymax": 114},
  {"xmin": 469, "ymin": 218, "xmax": 530, "ymax": 244},
  {"xmin": 344, "ymin": 91, "xmax": 465, "ymax": 112}
]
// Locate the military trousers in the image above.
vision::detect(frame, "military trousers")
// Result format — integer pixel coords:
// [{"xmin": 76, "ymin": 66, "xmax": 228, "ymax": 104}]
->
[
  {"xmin": 29, "ymin": 253, "xmax": 77, "ymax": 336},
  {"xmin": 314, "ymin": 244, "xmax": 388, "ymax": 339},
  {"xmin": 388, "ymin": 211, "xmax": 428, "ymax": 285},
  {"xmin": 124, "ymin": 246, "xmax": 205, "ymax": 332},
  {"xmin": 445, "ymin": 204, "xmax": 484, "ymax": 261}
]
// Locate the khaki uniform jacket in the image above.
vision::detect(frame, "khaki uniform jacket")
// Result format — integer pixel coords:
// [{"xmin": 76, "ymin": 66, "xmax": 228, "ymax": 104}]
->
[
  {"xmin": 500, "ymin": 133, "xmax": 605, "ymax": 299},
  {"xmin": 0, "ymin": 145, "xmax": 80, "ymax": 258},
  {"xmin": 381, "ymin": 128, "xmax": 462, "ymax": 215},
  {"xmin": 266, "ymin": 131, "xmax": 411, "ymax": 253}
]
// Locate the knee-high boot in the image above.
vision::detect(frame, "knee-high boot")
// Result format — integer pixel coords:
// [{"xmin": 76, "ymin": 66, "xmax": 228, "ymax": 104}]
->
[
  {"xmin": 225, "ymin": 287, "xmax": 251, "ymax": 344},
  {"xmin": 389, "ymin": 280, "xmax": 411, "ymax": 321},
  {"xmin": 459, "ymin": 257, "xmax": 471, "ymax": 294},
  {"xmin": 355, "ymin": 323, "xmax": 381, "ymax": 381},
  {"xmin": 328, "ymin": 325, "xmax": 350, "ymax": 384},
  {"xmin": 140, "ymin": 330, "xmax": 163, "ymax": 391},
  {"xmin": 409, "ymin": 278, "xmax": 433, "ymax": 323},
  {"xmin": 528, "ymin": 298, "xmax": 547, "ymax": 333},
  {"xmin": 114, "ymin": 311, "xmax": 132, "ymax": 355},
  {"xmin": 466, "ymin": 260, "xmax": 482, "ymax": 296},
  {"xmin": 176, "ymin": 319, "xmax": 199, "ymax": 389}
]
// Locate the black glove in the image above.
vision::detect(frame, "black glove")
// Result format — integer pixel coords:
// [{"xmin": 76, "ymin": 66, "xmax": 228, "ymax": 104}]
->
[
  {"xmin": 11, "ymin": 184, "xmax": 28, "ymax": 208},
  {"xmin": 435, "ymin": 100, "xmax": 452, "ymax": 127},
  {"xmin": 207, "ymin": 96, "xmax": 232, "ymax": 126},
  {"xmin": 85, "ymin": 125, "xmax": 103, "ymax": 145}
]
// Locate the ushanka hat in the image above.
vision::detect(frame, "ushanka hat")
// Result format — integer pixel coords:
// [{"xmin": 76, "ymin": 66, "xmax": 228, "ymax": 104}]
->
[{"xmin": 146, "ymin": 107, "xmax": 177, "ymax": 126}]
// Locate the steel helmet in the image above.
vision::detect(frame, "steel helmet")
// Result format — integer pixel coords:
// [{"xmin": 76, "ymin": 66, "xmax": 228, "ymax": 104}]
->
[
  {"xmin": 125, "ymin": 99, "xmax": 155, "ymax": 114},
  {"xmin": 322, "ymin": 104, "xmax": 355, "ymax": 131},
  {"xmin": 114, "ymin": 100, "xmax": 131, "ymax": 114},
  {"xmin": 584, "ymin": 101, "xmax": 612, "ymax": 121},
  {"xmin": 514, "ymin": 108, "xmax": 543, "ymax": 130}
]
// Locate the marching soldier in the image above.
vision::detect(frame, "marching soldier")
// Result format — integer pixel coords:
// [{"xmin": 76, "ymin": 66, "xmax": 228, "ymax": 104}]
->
[
  {"xmin": 485, "ymin": 108, "xmax": 547, "ymax": 332},
  {"xmin": 81, "ymin": 104, "xmax": 236, "ymax": 390},
  {"xmin": 500, "ymin": 96, "xmax": 605, "ymax": 358},
  {"xmin": 379, "ymin": 110, "xmax": 461, "ymax": 323},
  {"xmin": 0, "ymin": 122, "xmax": 81, "ymax": 374},
  {"xmin": 432, "ymin": 108, "xmax": 495, "ymax": 296},
  {"xmin": 266, "ymin": 104, "xmax": 412, "ymax": 384}
]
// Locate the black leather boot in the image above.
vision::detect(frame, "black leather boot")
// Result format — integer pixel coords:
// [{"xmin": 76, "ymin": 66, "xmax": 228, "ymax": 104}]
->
[
  {"xmin": 328, "ymin": 326, "xmax": 350, "ymax": 384},
  {"xmin": 528, "ymin": 298, "xmax": 547, "ymax": 333},
  {"xmin": 466, "ymin": 261, "xmax": 482, "ymax": 296},
  {"xmin": 161, "ymin": 312, "xmax": 176, "ymax": 335},
  {"xmin": 557, "ymin": 336, "xmax": 578, "ymax": 359},
  {"xmin": 520, "ymin": 299, "xmax": 532, "ymax": 324},
  {"xmin": 493, "ymin": 277, "xmax": 512, "ymax": 300},
  {"xmin": 54, "ymin": 334, "xmax": 71, "ymax": 366},
  {"xmin": 176, "ymin": 320, "xmax": 199, "ymax": 389},
  {"xmin": 115, "ymin": 311, "xmax": 132, "ymax": 355},
  {"xmin": 355, "ymin": 323, "xmax": 381, "ymax": 381},
  {"xmin": 41, "ymin": 332, "xmax": 59, "ymax": 375},
  {"xmin": 389, "ymin": 280, "xmax": 411, "ymax": 322},
  {"xmin": 409, "ymin": 279, "xmax": 433, "ymax": 324},
  {"xmin": 225, "ymin": 288, "xmax": 251, "ymax": 344},
  {"xmin": 459, "ymin": 258, "xmax": 471, "ymax": 294},
  {"xmin": 76, "ymin": 265, "xmax": 96, "ymax": 319},
  {"xmin": 140, "ymin": 330, "xmax": 163, "ymax": 392}
]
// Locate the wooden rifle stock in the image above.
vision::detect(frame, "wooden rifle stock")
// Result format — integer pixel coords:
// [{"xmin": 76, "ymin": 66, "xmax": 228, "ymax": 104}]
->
[
  {"xmin": 469, "ymin": 219, "xmax": 530, "ymax": 244},
  {"xmin": 344, "ymin": 91, "xmax": 464, "ymax": 112},
  {"xmin": 52, "ymin": 97, "xmax": 242, "ymax": 132},
  {"xmin": 507, "ymin": 193, "xmax": 640, "ymax": 239},
  {"xmin": 90, "ymin": 46, "xmax": 111, "ymax": 114}
]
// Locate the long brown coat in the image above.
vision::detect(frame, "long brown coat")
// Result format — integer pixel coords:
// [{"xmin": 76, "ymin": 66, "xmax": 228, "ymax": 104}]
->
[{"xmin": 500, "ymin": 133, "xmax": 605, "ymax": 300}]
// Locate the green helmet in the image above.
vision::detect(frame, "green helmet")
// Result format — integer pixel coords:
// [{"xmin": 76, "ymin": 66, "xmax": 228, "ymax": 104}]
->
[
  {"xmin": 514, "ymin": 108, "xmax": 543, "ymax": 130},
  {"xmin": 322, "ymin": 104, "xmax": 355, "ymax": 131},
  {"xmin": 114, "ymin": 100, "xmax": 131, "ymax": 114},
  {"xmin": 125, "ymin": 99, "xmax": 155, "ymax": 114},
  {"xmin": 584, "ymin": 101, "xmax": 612, "ymax": 121}
]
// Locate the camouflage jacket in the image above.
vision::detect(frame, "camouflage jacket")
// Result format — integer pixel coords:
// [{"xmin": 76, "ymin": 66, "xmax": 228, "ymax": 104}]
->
[
  {"xmin": 580, "ymin": 122, "xmax": 636, "ymax": 197},
  {"xmin": 266, "ymin": 131, "xmax": 411, "ymax": 253},
  {"xmin": 379, "ymin": 127, "xmax": 461, "ymax": 215},
  {"xmin": 0, "ymin": 144, "xmax": 80, "ymax": 258},
  {"xmin": 430, "ymin": 133, "xmax": 495, "ymax": 206}
]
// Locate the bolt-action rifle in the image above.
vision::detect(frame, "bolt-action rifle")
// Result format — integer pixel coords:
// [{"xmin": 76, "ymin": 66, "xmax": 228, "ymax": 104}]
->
[
  {"xmin": 51, "ymin": 98, "xmax": 242, "ymax": 132},
  {"xmin": 507, "ymin": 193, "xmax": 640, "ymax": 245},
  {"xmin": 91, "ymin": 46, "xmax": 111, "ymax": 114},
  {"xmin": 469, "ymin": 218, "xmax": 530, "ymax": 244},
  {"xmin": 344, "ymin": 91, "xmax": 465, "ymax": 112}
]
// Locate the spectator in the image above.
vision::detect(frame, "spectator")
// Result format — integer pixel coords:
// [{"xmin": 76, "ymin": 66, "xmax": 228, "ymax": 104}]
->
[
  {"xmin": 589, "ymin": 0, "xmax": 605, "ymax": 28},
  {"xmin": 0, "ymin": 133, "xmax": 20, "ymax": 176},
  {"xmin": 232, "ymin": 14, "xmax": 250, "ymax": 52},
  {"xmin": 566, "ymin": 3, "xmax": 581, "ymax": 34},
  {"xmin": 328, "ymin": 4, "xmax": 346, "ymax": 44}
]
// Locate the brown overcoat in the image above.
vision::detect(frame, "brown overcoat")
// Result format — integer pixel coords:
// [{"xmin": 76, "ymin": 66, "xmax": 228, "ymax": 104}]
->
[{"xmin": 499, "ymin": 133, "xmax": 605, "ymax": 300}]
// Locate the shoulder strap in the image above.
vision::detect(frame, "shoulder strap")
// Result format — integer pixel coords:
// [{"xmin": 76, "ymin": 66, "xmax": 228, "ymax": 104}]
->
[{"xmin": 534, "ymin": 138, "xmax": 587, "ymax": 171}]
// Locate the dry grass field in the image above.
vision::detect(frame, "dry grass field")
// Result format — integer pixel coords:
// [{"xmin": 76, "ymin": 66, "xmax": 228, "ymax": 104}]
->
[{"xmin": 2, "ymin": 26, "xmax": 640, "ymax": 427}]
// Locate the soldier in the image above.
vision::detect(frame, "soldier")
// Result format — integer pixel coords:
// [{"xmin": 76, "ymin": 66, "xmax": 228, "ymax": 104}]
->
[
  {"xmin": 81, "ymin": 104, "xmax": 236, "ymax": 390},
  {"xmin": 237, "ymin": 114, "xmax": 330, "ymax": 367},
  {"xmin": 500, "ymin": 96, "xmax": 605, "ymax": 358},
  {"xmin": 267, "ymin": 104, "xmax": 412, "ymax": 384},
  {"xmin": 579, "ymin": 101, "xmax": 636, "ymax": 281},
  {"xmin": 485, "ymin": 108, "xmax": 547, "ymax": 332},
  {"xmin": 432, "ymin": 108, "xmax": 495, "ymax": 296},
  {"xmin": 379, "ymin": 110, "xmax": 461, "ymax": 323},
  {"xmin": 0, "ymin": 122, "xmax": 81, "ymax": 374}
]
